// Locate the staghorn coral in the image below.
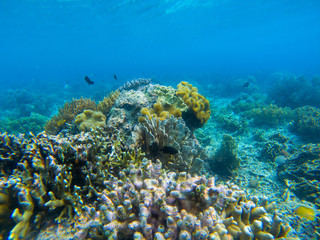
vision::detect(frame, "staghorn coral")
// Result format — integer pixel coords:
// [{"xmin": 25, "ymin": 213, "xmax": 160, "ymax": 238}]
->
[
  {"xmin": 243, "ymin": 104, "xmax": 293, "ymax": 126},
  {"xmin": 176, "ymin": 81, "xmax": 211, "ymax": 128},
  {"xmin": 134, "ymin": 116, "xmax": 206, "ymax": 175},
  {"xmin": 277, "ymin": 143, "xmax": 320, "ymax": 207},
  {"xmin": 210, "ymin": 135, "xmax": 240, "ymax": 176},
  {"xmin": 44, "ymin": 97, "xmax": 97, "ymax": 135},
  {"xmin": 97, "ymin": 90, "xmax": 120, "ymax": 117},
  {"xmin": 91, "ymin": 159, "xmax": 291, "ymax": 240},
  {"xmin": 291, "ymin": 106, "xmax": 320, "ymax": 140},
  {"xmin": 74, "ymin": 110, "xmax": 106, "ymax": 132}
]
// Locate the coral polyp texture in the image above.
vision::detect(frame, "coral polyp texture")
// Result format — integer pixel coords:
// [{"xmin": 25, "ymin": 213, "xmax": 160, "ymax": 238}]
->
[
  {"xmin": 97, "ymin": 90, "xmax": 120, "ymax": 117},
  {"xmin": 176, "ymin": 81, "xmax": 211, "ymax": 128},
  {"xmin": 74, "ymin": 110, "xmax": 106, "ymax": 132}
]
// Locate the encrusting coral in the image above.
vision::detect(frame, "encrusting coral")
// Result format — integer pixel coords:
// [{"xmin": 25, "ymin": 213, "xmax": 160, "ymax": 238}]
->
[
  {"xmin": 44, "ymin": 97, "xmax": 97, "ymax": 135},
  {"xmin": 74, "ymin": 110, "xmax": 106, "ymax": 132},
  {"xmin": 176, "ymin": 81, "xmax": 211, "ymax": 128}
]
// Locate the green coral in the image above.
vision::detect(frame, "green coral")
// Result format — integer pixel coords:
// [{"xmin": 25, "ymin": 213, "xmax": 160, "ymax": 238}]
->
[
  {"xmin": 243, "ymin": 104, "xmax": 292, "ymax": 126},
  {"xmin": 291, "ymin": 106, "xmax": 320, "ymax": 139},
  {"xmin": 0, "ymin": 113, "xmax": 48, "ymax": 135},
  {"xmin": 210, "ymin": 135, "xmax": 239, "ymax": 176}
]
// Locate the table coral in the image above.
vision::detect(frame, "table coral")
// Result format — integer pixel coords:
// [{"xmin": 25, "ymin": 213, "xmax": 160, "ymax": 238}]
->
[
  {"xmin": 74, "ymin": 110, "xmax": 106, "ymax": 132},
  {"xmin": 176, "ymin": 81, "xmax": 211, "ymax": 128}
]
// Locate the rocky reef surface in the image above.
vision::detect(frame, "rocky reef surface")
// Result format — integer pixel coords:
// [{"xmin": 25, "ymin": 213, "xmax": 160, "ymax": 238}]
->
[{"xmin": 0, "ymin": 79, "xmax": 318, "ymax": 239}]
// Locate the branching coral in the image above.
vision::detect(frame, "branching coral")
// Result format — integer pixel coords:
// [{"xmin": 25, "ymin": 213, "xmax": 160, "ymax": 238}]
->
[
  {"xmin": 74, "ymin": 110, "xmax": 106, "ymax": 132},
  {"xmin": 45, "ymin": 97, "xmax": 97, "ymax": 135},
  {"xmin": 176, "ymin": 81, "xmax": 211, "ymax": 128},
  {"xmin": 134, "ymin": 116, "xmax": 206, "ymax": 175},
  {"xmin": 97, "ymin": 90, "xmax": 120, "ymax": 117},
  {"xmin": 92, "ymin": 159, "xmax": 290, "ymax": 240}
]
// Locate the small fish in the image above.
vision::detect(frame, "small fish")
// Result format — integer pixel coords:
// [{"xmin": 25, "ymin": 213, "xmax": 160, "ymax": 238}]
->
[
  {"xmin": 294, "ymin": 205, "xmax": 315, "ymax": 221},
  {"xmin": 242, "ymin": 82, "xmax": 250, "ymax": 88},
  {"xmin": 85, "ymin": 76, "xmax": 94, "ymax": 85},
  {"xmin": 113, "ymin": 74, "xmax": 117, "ymax": 80},
  {"xmin": 57, "ymin": 119, "xmax": 66, "ymax": 127},
  {"xmin": 161, "ymin": 146, "xmax": 178, "ymax": 155}
]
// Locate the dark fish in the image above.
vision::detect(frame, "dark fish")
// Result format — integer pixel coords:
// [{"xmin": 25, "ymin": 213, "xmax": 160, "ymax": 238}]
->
[
  {"xmin": 113, "ymin": 74, "xmax": 118, "ymax": 80},
  {"xmin": 242, "ymin": 82, "xmax": 250, "ymax": 88},
  {"xmin": 85, "ymin": 76, "xmax": 94, "ymax": 85},
  {"xmin": 161, "ymin": 146, "xmax": 178, "ymax": 155}
]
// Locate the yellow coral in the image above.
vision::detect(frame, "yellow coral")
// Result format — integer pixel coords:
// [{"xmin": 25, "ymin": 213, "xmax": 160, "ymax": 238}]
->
[
  {"xmin": 74, "ymin": 110, "xmax": 106, "ymax": 132},
  {"xmin": 176, "ymin": 81, "xmax": 211, "ymax": 125},
  {"xmin": 139, "ymin": 101, "xmax": 182, "ymax": 123}
]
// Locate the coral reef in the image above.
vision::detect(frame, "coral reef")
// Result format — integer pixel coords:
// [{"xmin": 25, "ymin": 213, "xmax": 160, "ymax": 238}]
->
[
  {"xmin": 119, "ymin": 78, "xmax": 152, "ymax": 91},
  {"xmin": 134, "ymin": 116, "xmax": 206, "ymax": 175},
  {"xmin": 277, "ymin": 143, "xmax": 320, "ymax": 207},
  {"xmin": 139, "ymin": 100, "xmax": 182, "ymax": 123},
  {"xmin": 44, "ymin": 97, "xmax": 97, "ymax": 135},
  {"xmin": 210, "ymin": 135, "xmax": 240, "ymax": 176},
  {"xmin": 92, "ymin": 159, "xmax": 290, "ymax": 239},
  {"xmin": 97, "ymin": 90, "xmax": 120, "ymax": 117},
  {"xmin": 291, "ymin": 106, "xmax": 320, "ymax": 140},
  {"xmin": 269, "ymin": 73, "xmax": 320, "ymax": 108},
  {"xmin": 260, "ymin": 141, "xmax": 286, "ymax": 162},
  {"xmin": 0, "ymin": 113, "xmax": 48, "ymax": 135},
  {"xmin": 176, "ymin": 81, "xmax": 211, "ymax": 128},
  {"xmin": 229, "ymin": 93, "xmax": 266, "ymax": 114},
  {"xmin": 74, "ymin": 110, "xmax": 106, "ymax": 132},
  {"xmin": 243, "ymin": 104, "xmax": 292, "ymax": 126}
]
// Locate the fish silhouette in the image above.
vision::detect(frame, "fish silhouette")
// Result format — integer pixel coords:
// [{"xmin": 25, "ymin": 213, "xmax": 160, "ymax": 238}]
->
[
  {"xmin": 113, "ymin": 74, "xmax": 118, "ymax": 80},
  {"xmin": 85, "ymin": 76, "xmax": 94, "ymax": 85}
]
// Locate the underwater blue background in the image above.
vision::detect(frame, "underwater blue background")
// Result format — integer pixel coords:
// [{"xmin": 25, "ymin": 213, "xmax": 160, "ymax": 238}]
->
[{"xmin": 0, "ymin": 0, "xmax": 319, "ymax": 91}]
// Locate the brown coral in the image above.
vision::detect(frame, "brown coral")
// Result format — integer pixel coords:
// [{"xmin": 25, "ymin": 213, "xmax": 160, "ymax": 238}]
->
[
  {"xmin": 44, "ymin": 98, "xmax": 97, "ymax": 135},
  {"xmin": 97, "ymin": 90, "xmax": 120, "ymax": 117}
]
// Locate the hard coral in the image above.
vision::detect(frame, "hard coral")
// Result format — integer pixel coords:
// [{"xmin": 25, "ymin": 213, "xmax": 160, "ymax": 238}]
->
[
  {"xmin": 74, "ymin": 110, "xmax": 106, "ymax": 132},
  {"xmin": 243, "ymin": 104, "xmax": 292, "ymax": 126},
  {"xmin": 44, "ymin": 97, "xmax": 97, "ymax": 135},
  {"xmin": 134, "ymin": 116, "xmax": 206, "ymax": 175},
  {"xmin": 210, "ymin": 135, "xmax": 240, "ymax": 176},
  {"xmin": 93, "ymin": 159, "xmax": 290, "ymax": 240},
  {"xmin": 277, "ymin": 143, "xmax": 320, "ymax": 207},
  {"xmin": 97, "ymin": 90, "xmax": 120, "ymax": 117},
  {"xmin": 291, "ymin": 106, "xmax": 320, "ymax": 140},
  {"xmin": 176, "ymin": 81, "xmax": 211, "ymax": 128}
]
